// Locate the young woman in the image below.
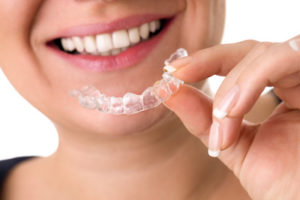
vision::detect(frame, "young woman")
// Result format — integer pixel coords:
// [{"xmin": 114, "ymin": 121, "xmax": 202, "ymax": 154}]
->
[{"xmin": 0, "ymin": 0, "xmax": 299, "ymax": 199}]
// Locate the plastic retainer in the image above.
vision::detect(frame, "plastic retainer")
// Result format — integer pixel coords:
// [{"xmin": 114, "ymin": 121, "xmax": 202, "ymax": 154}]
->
[{"xmin": 70, "ymin": 48, "xmax": 188, "ymax": 115}]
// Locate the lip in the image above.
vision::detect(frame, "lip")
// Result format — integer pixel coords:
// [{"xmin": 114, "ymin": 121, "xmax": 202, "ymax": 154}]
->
[
  {"xmin": 51, "ymin": 14, "xmax": 172, "ymax": 39},
  {"xmin": 47, "ymin": 15, "xmax": 174, "ymax": 72}
]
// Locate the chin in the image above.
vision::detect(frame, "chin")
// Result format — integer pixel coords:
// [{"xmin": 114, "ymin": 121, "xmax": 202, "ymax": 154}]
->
[{"xmin": 54, "ymin": 102, "xmax": 172, "ymax": 136}]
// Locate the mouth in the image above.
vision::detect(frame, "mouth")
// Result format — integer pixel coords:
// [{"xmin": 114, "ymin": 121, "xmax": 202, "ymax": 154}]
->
[{"xmin": 47, "ymin": 15, "xmax": 174, "ymax": 72}]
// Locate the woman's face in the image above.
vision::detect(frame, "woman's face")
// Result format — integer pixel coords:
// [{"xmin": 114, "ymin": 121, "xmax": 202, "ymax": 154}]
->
[{"xmin": 0, "ymin": 0, "xmax": 224, "ymax": 135}]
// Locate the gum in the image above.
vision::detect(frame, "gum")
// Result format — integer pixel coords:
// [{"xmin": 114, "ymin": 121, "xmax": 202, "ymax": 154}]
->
[{"xmin": 70, "ymin": 48, "xmax": 187, "ymax": 115}]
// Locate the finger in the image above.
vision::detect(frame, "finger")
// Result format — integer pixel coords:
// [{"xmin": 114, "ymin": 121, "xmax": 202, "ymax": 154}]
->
[
  {"xmin": 165, "ymin": 84, "xmax": 212, "ymax": 139},
  {"xmin": 190, "ymin": 42, "xmax": 276, "ymax": 156},
  {"xmin": 164, "ymin": 84, "xmax": 257, "ymax": 175},
  {"xmin": 169, "ymin": 40, "xmax": 259, "ymax": 82},
  {"xmin": 274, "ymin": 84, "xmax": 300, "ymax": 109},
  {"xmin": 165, "ymin": 40, "xmax": 273, "ymax": 157},
  {"xmin": 273, "ymin": 72, "xmax": 300, "ymax": 88},
  {"xmin": 225, "ymin": 41, "xmax": 300, "ymax": 118},
  {"xmin": 268, "ymin": 102, "xmax": 290, "ymax": 117},
  {"xmin": 210, "ymin": 38, "xmax": 300, "ymax": 155},
  {"xmin": 165, "ymin": 84, "xmax": 246, "ymax": 156}
]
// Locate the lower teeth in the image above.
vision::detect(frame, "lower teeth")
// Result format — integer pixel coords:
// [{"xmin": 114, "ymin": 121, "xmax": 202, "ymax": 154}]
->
[{"xmin": 70, "ymin": 37, "xmax": 149, "ymax": 56}]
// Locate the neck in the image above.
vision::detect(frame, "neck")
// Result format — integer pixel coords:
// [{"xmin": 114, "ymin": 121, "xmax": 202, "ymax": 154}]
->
[{"xmin": 49, "ymin": 113, "xmax": 223, "ymax": 199}]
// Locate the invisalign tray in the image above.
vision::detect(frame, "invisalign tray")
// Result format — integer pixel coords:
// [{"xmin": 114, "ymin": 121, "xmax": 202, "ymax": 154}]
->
[{"xmin": 70, "ymin": 48, "xmax": 188, "ymax": 115}]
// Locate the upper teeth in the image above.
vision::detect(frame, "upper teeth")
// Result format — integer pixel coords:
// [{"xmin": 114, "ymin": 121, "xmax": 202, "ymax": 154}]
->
[{"xmin": 60, "ymin": 20, "xmax": 161, "ymax": 56}]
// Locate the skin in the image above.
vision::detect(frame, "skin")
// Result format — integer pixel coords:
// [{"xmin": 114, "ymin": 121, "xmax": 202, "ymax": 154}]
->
[
  {"xmin": 0, "ymin": 0, "xmax": 298, "ymax": 199},
  {"xmin": 167, "ymin": 40, "xmax": 300, "ymax": 199}
]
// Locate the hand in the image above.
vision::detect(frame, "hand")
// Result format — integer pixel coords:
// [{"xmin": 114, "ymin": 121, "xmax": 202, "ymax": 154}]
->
[{"xmin": 165, "ymin": 37, "xmax": 300, "ymax": 199}]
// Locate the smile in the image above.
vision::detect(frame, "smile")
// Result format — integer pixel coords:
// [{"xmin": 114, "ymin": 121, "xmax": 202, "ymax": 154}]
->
[
  {"xmin": 57, "ymin": 19, "xmax": 162, "ymax": 56},
  {"xmin": 48, "ymin": 15, "xmax": 174, "ymax": 72}
]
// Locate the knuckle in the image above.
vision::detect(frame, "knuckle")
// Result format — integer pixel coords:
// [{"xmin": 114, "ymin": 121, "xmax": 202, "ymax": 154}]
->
[
  {"xmin": 242, "ymin": 39, "xmax": 258, "ymax": 47},
  {"xmin": 255, "ymin": 42, "xmax": 273, "ymax": 51},
  {"xmin": 267, "ymin": 43, "xmax": 292, "ymax": 64}
]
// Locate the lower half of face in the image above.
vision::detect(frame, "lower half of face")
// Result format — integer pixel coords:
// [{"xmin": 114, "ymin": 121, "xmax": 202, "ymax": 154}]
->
[{"xmin": 0, "ymin": 0, "xmax": 224, "ymax": 135}]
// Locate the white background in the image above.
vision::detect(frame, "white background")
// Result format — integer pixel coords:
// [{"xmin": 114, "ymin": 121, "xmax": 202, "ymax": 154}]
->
[{"xmin": 1, "ymin": 0, "xmax": 300, "ymax": 160}]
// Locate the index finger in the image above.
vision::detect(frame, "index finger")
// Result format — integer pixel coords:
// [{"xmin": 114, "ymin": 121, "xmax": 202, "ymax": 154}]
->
[{"xmin": 170, "ymin": 40, "xmax": 258, "ymax": 82}]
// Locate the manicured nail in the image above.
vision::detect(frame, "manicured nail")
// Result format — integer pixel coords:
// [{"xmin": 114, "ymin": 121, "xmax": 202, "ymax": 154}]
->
[
  {"xmin": 289, "ymin": 39, "xmax": 300, "ymax": 51},
  {"xmin": 163, "ymin": 56, "xmax": 192, "ymax": 73},
  {"xmin": 213, "ymin": 85, "xmax": 240, "ymax": 119},
  {"xmin": 208, "ymin": 120, "xmax": 222, "ymax": 157}
]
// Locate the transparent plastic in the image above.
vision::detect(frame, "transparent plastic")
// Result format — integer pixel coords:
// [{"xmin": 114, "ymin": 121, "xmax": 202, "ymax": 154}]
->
[
  {"xmin": 70, "ymin": 48, "xmax": 188, "ymax": 115},
  {"xmin": 164, "ymin": 48, "xmax": 188, "ymax": 66}
]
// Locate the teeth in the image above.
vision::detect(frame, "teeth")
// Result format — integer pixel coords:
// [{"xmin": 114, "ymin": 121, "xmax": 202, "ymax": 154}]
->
[
  {"xmin": 72, "ymin": 37, "xmax": 84, "ymax": 53},
  {"xmin": 100, "ymin": 51, "xmax": 111, "ymax": 56},
  {"xmin": 61, "ymin": 38, "xmax": 75, "ymax": 52},
  {"xmin": 149, "ymin": 21, "xmax": 156, "ymax": 33},
  {"xmin": 155, "ymin": 20, "xmax": 161, "ymax": 31},
  {"xmin": 111, "ymin": 48, "xmax": 121, "ymax": 55},
  {"xmin": 96, "ymin": 33, "xmax": 113, "ymax": 52},
  {"xmin": 83, "ymin": 36, "xmax": 97, "ymax": 54},
  {"xmin": 112, "ymin": 30, "xmax": 130, "ymax": 49},
  {"xmin": 139, "ymin": 23, "xmax": 150, "ymax": 40},
  {"xmin": 60, "ymin": 19, "xmax": 162, "ymax": 56},
  {"xmin": 128, "ymin": 27, "xmax": 140, "ymax": 45}
]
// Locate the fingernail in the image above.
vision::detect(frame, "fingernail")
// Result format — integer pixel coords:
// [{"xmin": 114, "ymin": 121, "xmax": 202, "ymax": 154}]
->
[
  {"xmin": 208, "ymin": 120, "xmax": 222, "ymax": 157},
  {"xmin": 163, "ymin": 65, "xmax": 177, "ymax": 73},
  {"xmin": 163, "ymin": 56, "xmax": 192, "ymax": 73},
  {"xmin": 289, "ymin": 39, "xmax": 300, "ymax": 51},
  {"xmin": 213, "ymin": 85, "xmax": 240, "ymax": 119}
]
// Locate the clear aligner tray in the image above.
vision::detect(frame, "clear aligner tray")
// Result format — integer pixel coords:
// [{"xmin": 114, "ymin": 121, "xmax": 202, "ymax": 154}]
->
[{"xmin": 70, "ymin": 48, "xmax": 188, "ymax": 115}]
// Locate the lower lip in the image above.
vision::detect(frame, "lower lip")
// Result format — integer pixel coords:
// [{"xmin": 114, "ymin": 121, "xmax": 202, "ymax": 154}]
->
[{"xmin": 48, "ymin": 18, "xmax": 174, "ymax": 72}]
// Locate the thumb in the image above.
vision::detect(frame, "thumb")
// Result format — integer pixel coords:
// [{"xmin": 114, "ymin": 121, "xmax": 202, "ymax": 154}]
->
[
  {"xmin": 165, "ymin": 84, "xmax": 257, "ymax": 178},
  {"xmin": 165, "ymin": 84, "xmax": 212, "ymax": 144}
]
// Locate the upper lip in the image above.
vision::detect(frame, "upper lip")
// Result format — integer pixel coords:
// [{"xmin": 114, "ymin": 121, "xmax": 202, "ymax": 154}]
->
[{"xmin": 49, "ymin": 14, "xmax": 171, "ymax": 41}]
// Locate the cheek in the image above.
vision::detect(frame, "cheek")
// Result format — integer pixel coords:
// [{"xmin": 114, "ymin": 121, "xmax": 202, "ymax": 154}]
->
[
  {"xmin": 0, "ymin": 1, "xmax": 43, "ymax": 41},
  {"xmin": 0, "ymin": 1, "xmax": 54, "ymax": 119},
  {"xmin": 0, "ymin": 0, "xmax": 44, "ymax": 74},
  {"xmin": 179, "ymin": 0, "xmax": 216, "ymax": 51}
]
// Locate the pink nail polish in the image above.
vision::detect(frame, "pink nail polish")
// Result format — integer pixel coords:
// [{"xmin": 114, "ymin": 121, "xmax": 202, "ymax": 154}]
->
[
  {"xmin": 213, "ymin": 85, "xmax": 240, "ymax": 119},
  {"xmin": 208, "ymin": 120, "xmax": 222, "ymax": 157}
]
